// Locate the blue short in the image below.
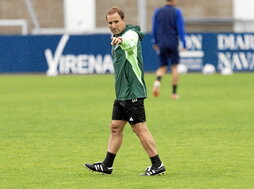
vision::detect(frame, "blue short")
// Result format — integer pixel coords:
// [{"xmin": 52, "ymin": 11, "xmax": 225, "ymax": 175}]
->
[{"xmin": 158, "ymin": 47, "xmax": 180, "ymax": 67}]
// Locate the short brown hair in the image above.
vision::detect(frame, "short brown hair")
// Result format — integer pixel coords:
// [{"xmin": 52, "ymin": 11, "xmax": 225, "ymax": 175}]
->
[{"xmin": 106, "ymin": 7, "xmax": 125, "ymax": 20}]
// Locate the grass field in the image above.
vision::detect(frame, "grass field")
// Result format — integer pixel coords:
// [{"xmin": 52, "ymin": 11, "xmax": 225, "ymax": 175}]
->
[{"xmin": 0, "ymin": 73, "xmax": 253, "ymax": 189}]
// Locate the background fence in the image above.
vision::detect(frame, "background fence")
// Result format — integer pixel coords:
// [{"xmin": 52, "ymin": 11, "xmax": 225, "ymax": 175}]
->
[{"xmin": 1, "ymin": 0, "xmax": 254, "ymax": 35}]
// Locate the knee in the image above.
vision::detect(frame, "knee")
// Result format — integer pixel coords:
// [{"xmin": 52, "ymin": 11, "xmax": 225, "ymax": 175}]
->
[
  {"xmin": 132, "ymin": 124, "xmax": 148, "ymax": 136},
  {"xmin": 110, "ymin": 123, "xmax": 123, "ymax": 135},
  {"xmin": 132, "ymin": 127, "xmax": 138, "ymax": 136}
]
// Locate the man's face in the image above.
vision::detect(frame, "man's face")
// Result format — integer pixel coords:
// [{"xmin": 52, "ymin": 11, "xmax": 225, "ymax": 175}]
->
[{"xmin": 106, "ymin": 12, "xmax": 126, "ymax": 35}]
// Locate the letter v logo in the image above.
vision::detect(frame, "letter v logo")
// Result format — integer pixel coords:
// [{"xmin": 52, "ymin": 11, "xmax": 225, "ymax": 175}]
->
[{"xmin": 45, "ymin": 34, "xmax": 70, "ymax": 76}]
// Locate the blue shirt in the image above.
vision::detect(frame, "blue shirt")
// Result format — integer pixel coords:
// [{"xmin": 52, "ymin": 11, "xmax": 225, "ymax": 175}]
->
[{"xmin": 152, "ymin": 5, "xmax": 186, "ymax": 49}]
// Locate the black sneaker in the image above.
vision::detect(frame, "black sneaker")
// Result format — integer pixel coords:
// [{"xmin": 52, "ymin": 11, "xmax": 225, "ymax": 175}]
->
[
  {"xmin": 140, "ymin": 163, "xmax": 166, "ymax": 176},
  {"xmin": 84, "ymin": 162, "xmax": 113, "ymax": 175}
]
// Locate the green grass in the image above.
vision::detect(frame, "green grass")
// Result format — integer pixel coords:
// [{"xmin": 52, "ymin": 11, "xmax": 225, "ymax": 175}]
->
[{"xmin": 0, "ymin": 73, "xmax": 253, "ymax": 189}]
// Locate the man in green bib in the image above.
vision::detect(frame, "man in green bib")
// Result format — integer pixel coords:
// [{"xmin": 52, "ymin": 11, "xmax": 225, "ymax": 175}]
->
[{"xmin": 85, "ymin": 7, "xmax": 165, "ymax": 176}]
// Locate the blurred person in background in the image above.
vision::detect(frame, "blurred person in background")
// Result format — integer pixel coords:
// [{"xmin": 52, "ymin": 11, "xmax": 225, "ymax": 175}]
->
[
  {"xmin": 84, "ymin": 7, "xmax": 165, "ymax": 176},
  {"xmin": 152, "ymin": 0, "xmax": 187, "ymax": 99}
]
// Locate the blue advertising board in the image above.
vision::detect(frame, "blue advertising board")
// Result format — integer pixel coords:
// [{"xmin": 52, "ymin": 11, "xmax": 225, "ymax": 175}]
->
[{"xmin": 0, "ymin": 33, "xmax": 254, "ymax": 74}]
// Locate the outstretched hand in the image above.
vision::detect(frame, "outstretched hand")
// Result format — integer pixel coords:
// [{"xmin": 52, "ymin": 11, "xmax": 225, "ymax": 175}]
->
[
  {"xmin": 180, "ymin": 47, "xmax": 187, "ymax": 51},
  {"xmin": 153, "ymin": 44, "xmax": 160, "ymax": 54},
  {"xmin": 111, "ymin": 37, "xmax": 123, "ymax": 45}
]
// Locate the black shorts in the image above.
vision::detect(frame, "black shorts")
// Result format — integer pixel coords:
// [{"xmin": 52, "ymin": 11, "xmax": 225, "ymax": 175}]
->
[
  {"xmin": 159, "ymin": 47, "xmax": 180, "ymax": 66},
  {"xmin": 112, "ymin": 98, "xmax": 146, "ymax": 125}
]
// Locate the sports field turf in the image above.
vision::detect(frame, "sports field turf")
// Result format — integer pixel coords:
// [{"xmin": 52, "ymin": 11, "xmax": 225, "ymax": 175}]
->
[{"xmin": 0, "ymin": 73, "xmax": 253, "ymax": 188}]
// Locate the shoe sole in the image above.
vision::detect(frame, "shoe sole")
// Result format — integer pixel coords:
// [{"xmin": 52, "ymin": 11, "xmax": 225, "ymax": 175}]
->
[
  {"xmin": 84, "ymin": 164, "xmax": 165, "ymax": 176},
  {"xmin": 140, "ymin": 170, "xmax": 166, "ymax": 176},
  {"xmin": 83, "ymin": 164, "xmax": 111, "ymax": 175},
  {"xmin": 156, "ymin": 171, "xmax": 166, "ymax": 176},
  {"xmin": 152, "ymin": 87, "xmax": 160, "ymax": 97},
  {"xmin": 171, "ymin": 94, "xmax": 180, "ymax": 99},
  {"xmin": 152, "ymin": 90, "xmax": 160, "ymax": 97}
]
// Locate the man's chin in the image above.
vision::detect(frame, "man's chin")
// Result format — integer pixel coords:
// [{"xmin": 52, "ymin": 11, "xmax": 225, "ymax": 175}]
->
[{"xmin": 111, "ymin": 30, "xmax": 121, "ymax": 35}]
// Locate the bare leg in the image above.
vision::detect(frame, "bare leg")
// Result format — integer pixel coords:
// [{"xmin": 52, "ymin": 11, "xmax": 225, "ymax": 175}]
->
[
  {"xmin": 107, "ymin": 120, "xmax": 126, "ymax": 154},
  {"xmin": 131, "ymin": 122, "xmax": 157, "ymax": 157},
  {"xmin": 153, "ymin": 66, "xmax": 168, "ymax": 97},
  {"xmin": 171, "ymin": 64, "xmax": 180, "ymax": 99},
  {"xmin": 171, "ymin": 64, "xmax": 179, "ymax": 86},
  {"xmin": 155, "ymin": 65, "xmax": 168, "ymax": 77}
]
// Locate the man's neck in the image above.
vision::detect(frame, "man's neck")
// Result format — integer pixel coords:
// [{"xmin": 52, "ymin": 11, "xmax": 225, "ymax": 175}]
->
[{"xmin": 166, "ymin": 1, "xmax": 175, "ymax": 6}]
